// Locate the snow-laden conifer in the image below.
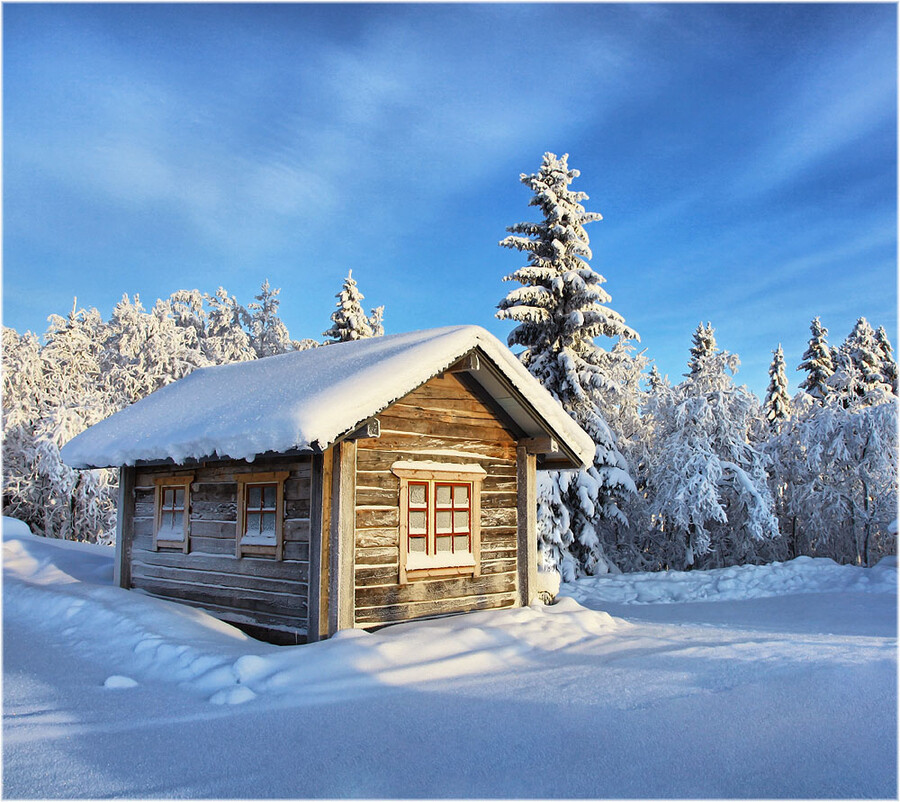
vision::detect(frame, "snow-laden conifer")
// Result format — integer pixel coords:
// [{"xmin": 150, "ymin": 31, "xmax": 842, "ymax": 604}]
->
[
  {"xmin": 323, "ymin": 271, "xmax": 383, "ymax": 343},
  {"xmin": 686, "ymin": 322, "xmax": 717, "ymax": 379},
  {"xmin": 768, "ymin": 389, "xmax": 897, "ymax": 565},
  {"xmin": 764, "ymin": 344, "xmax": 791, "ymax": 429},
  {"xmin": 645, "ymin": 326, "xmax": 779, "ymax": 570},
  {"xmin": 829, "ymin": 317, "xmax": 893, "ymax": 407},
  {"xmin": 249, "ymin": 280, "xmax": 293, "ymax": 358},
  {"xmin": 797, "ymin": 317, "xmax": 833, "ymax": 402},
  {"xmin": 496, "ymin": 152, "xmax": 637, "ymax": 578},
  {"xmin": 874, "ymin": 325, "xmax": 897, "ymax": 395}
]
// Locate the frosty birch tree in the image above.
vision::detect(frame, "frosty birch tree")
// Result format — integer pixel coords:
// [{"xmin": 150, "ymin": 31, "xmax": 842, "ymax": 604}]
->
[
  {"xmin": 764, "ymin": 344, "xmax": 791, "ymax": 429},
  {"xmin": 797, "ymin": 317, "xmax": 834, "ymax": 402},
  {"xmin": 323, "ymin": 271, "xmax": 384, "ymax": 343},
  {"xmin": 496, "ymin": 151, "xmax": 637, "ymax": 578}
]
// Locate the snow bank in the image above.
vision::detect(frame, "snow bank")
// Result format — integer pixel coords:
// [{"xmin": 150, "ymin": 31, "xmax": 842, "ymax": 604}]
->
[
  {"xmin": 564, "ymin": 555, "xmax": 897, "ymax": 607},
  {"xmin": 3, "ymin": 520, "xmax": 617, "ymax": 706},
  {"xmin": 59, "ymin": 325, "xmax": 595, "ymax": 469}
]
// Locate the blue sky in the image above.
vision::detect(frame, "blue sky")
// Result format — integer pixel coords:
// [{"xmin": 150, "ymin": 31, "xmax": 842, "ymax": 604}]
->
[{"xmin": 3, "ymin": 3, "xmax": 896, "ymax": 397}]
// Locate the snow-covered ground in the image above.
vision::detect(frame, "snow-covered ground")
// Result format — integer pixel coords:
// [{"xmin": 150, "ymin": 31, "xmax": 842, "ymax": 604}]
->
[{"xmin": 3, "ymin": 517, "xmax": 896, "ymax": 798}]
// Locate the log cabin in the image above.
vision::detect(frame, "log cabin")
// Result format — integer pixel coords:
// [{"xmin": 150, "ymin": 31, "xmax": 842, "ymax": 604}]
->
[{"xmin": 61, "ymin": 326, "xmax": 594, "ymax": 644}]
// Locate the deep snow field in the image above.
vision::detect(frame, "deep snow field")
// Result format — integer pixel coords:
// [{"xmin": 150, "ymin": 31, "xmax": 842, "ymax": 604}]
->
[{"xmin": 3, "ymin": 517, "xmax": 896, "ymax": 799}]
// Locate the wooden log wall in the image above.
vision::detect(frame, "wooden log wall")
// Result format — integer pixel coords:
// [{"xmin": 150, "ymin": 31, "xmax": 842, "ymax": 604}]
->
[
  {"xmin": 129, "ymin": 456, "xmax": 312, "ymax": 638},
  {"xmin": 355, "ymin": 373, "xmax": 520, "ymax": 626}
]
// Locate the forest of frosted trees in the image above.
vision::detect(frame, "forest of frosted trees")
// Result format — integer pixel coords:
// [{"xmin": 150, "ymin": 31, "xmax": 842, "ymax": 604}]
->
[{"xmin": 3, "ymin": 152, "xmax": 896, "ymax": 576}]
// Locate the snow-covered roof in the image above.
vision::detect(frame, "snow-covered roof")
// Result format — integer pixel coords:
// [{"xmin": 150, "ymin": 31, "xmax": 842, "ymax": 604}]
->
[{"xmin": 61, "ymin": 326, "xmax": 594, "ymax": 470}]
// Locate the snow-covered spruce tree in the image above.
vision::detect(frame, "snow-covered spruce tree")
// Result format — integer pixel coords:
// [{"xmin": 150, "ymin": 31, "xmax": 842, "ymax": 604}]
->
[
  {"xmin": 686, "ymin": 322, "xmax": 717, "ymax": 379},
  {"xmin": 829, "ymin": 317, "xmax": 893, "ymax": 407},
  {"xmin": 874, "ymin": 325, "xmax": 897, "ymax": 395},
  {"xmin": 323, "ymin": 271, "xmax": 384, "ymax": 343},
  {"xmin": 645, "ymin": 326, "xmax": 779, "ymax": 570},
  {"xmin": 764, "ymin": 345, "xmax": 791, "ymax": 429},
  {"xmin": 249, "ymin": 279, "xmax": 293, "ymax": 358},
  {"xmin": 496, "ymin": 151, "xmax": 638, "ymax": 579},
  {"xmin": 797, "ymin": 317, "xmax": 834, "ymax": 402}
]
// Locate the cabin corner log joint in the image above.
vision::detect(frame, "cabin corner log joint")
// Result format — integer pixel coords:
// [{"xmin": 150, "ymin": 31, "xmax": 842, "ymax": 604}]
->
[{"xmin": 62, "ymin": 326, "xmax": 593, "ymax": 644}]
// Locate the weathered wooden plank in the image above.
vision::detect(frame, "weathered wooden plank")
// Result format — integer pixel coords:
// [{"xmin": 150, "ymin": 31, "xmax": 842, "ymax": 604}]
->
[
  {"xmin": 185, "ymin": 535, "xmax": 233, "ymax": 555},
  {"xmin": 354, "ymin": 564, "xmax": 400, "ymax": 587},
  {"xmin": 282, "ymin": 541, "xmax": 310, "ymax": 563},
  {"xmin": 480, "ymin": 558, "xmax": 518, "ymax": 575},
  {"xmin": 189, "ymin": 501, "xmax": 237, "ymax": 521},
  {"xmin": 388, "ymin": 399, "xmax": 501, "ymax": 424},
  {"xmin": 354, "ymin": 546, "xmax": 398, "ymax": 566},
  {"xmin": 134, "ymin": 518, "xmax": 153, "ymax": 538},
  {"xmin": 480, "ymin": 491, "xmax": 517, "ymax": 510},
  {"xmin": 132, "ymin": 560, "xmax": 308, "ymax": 594},
  {"xmin": 356, "ymin": 571, "xmax": 517, "ymax": 609},
  {"xmin": 188, "ymin": 519, "xmax": 236, "ymax": 539},
  {"xmin": 482, "ymin": 508, "xmax": 517, "ymax": 528},
  {"xmin": 132, "ymin": 546, "xmax": 308, "ymax": 579},
  {"xmin": 283, "ymin": 518, "xmax": 310, "ymax": 542},
  {"xmin": 355, "ymin": 591, "xmax": 517, "ymax": 625},
  {"xmin": 133, "ymin": 576, "xmax": 306, "ymax": 617},
  {"xmin": 329, "ymin": 439, "xmax": 356, "ymax": 634},
  {"xmin": 377, "ymin": 411, "xmax": 514, "ymax": 443},
  {"xmin": 356, "ymin": 527, "xmax": 399, "ymax": 549},
  {"xmin": 371, "ymin": 431, "xmax": 517, "ymax": 461},
  {"xmin": 319, "ymin": 447, "xmax": 333, "ymax": 642},
  {"xmin": 355, "ymin": 448, "xmax": 515, "ymax": 472},
  {"xmin": 307, "ymin": 453, "xmax": 324, "ymax": 644},
  {"xmin": 116, "ymin": 465, "xmax": 135, "ymax": 588},
  {"xmin": 481, "ymin": 541, "xmax": 518, "ymax": 560},
  {"xmin": 356, "ymin": 507, "xmax": 399, "ymax": 529},
  {"xmin": 188, "ymin": 483, "xmax": 236, "ymax": 504},
  {"xmin": 284, "ymin": 497, "xmax": 310, "ymax": 519},
  {"xmin": 355, "ymin": 486, "xmax": 398, "ymax": 507},
  {"xmin": 517, "ymin": 446, "xmax": 537, "ymax": 606},
  {"xmin": 131, "ymin": 590, "xmax": 308, "ymax": 635}
]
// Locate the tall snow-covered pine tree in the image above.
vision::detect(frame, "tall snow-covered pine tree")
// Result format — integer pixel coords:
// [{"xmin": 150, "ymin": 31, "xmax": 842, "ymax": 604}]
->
[
  {"xmin": 323, "ymin": 271, "xmax": 384, "ymax": 343},
  {"xmin": 764, "ymin": 344, "xmax": 791, "ymax": 429},
  {"xmin": 497, "ymin": 151, "xmax": 636, "ymax": 578}
]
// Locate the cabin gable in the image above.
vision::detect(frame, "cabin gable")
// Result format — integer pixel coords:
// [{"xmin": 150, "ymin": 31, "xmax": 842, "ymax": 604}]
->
[{"xmin": 352, "ymin": 372, "xmax": 522, "ymax": 629}]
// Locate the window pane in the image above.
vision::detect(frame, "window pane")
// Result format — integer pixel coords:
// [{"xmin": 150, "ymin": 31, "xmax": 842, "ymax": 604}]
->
[
  {"xmin": 436, "ymin": 485, "xmax": 452, "ymax": 506},
  {"xmin": 454, "ymin": 485, "xmax": 469, "ymax": 507},
  {"xmin": 409, "ymin": 511, "xmax": 427, "ymax": 534},
  {"xmin": 454, "ymin": 534, "xmax": 470, "ymax": 553},
  {"xmin": 436, "ymin": 511, "xmax": 452, "ymax": 533},
  {"xmin": 246, "ymin": 512, "xmax": 260, "ymax": 535},
  {"xmin": 262, "ymin": 485, "xmax": 276, "ymax": 508},
  {"xmin": 409, "ymin": 484, "xmax": 427, "ymax": 507},
  {"xmin": 174, "ymin": 488, "xmax": 184, "ymax": 507},
  {"xmin": 261, "ymin": 512, "xmax": 276, "ymax": 536},
  {"xmin": 409, "ymin": 536, "xmax": 427, "ymax": 553},
  {"xmin": 248, "ymin": 486, "xmax": 261, "ymax": 508},
  {"xmin": 171, "ymin": 510, "xmax": 183, "ymax": 532},
  {"xmin": 162, "ymin": 488, "xmax": 175, "ymax": 509},
  {"xmin": 435, "ymin": 535, "xmax": 452, "ymax": 553},
  {"xmin": 454, "ymin": 511, "xmax": 469, "ymax": 532}
]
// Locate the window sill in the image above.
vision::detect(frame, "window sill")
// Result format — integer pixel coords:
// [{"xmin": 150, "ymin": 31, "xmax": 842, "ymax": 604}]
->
[
  {"xmin": 405, "ymin": 564, "xmax": 477, "ymax": 581},
  {"xmin": 239, "ymin": 544, "xmax": 277, "ymax": 558}
]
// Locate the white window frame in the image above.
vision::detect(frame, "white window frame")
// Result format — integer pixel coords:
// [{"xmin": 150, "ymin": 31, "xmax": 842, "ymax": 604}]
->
[
  {"xmin": 153, "ymin": 474, "xmax": 194, "ymax": 553},
  {"xmin": 391, "ymin": 461, "xmax": 486, "ymax": 583},
  {"xmin": 236, "ymin": 471, "xmax": 289, "ymax": 560}
]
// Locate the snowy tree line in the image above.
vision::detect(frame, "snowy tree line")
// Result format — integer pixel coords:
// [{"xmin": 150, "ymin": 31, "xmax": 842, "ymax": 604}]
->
[
  {"xmin": 2, "ymin": 275, "xmax": 383, "ymax": 542},
  {"xmin": 498, "ymin": 152, "xmax": 897, "ymax": 577},
  {"xmin": 3, "ymin": 151, "xmax": 896, "ymax": 576}
]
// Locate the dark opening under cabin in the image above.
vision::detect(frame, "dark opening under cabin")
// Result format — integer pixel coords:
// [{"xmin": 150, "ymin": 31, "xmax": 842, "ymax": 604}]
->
[{"xmin": 61, "ymin": 326, "xmax": 593, "ymax": 643}]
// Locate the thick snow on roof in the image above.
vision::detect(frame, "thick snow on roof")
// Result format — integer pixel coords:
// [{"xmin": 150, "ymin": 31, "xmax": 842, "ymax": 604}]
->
[{"xmin": 61, "ymin": 325, "xmax": 595, "ymax": 469}]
